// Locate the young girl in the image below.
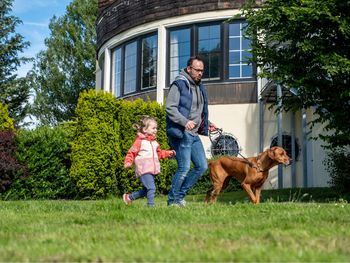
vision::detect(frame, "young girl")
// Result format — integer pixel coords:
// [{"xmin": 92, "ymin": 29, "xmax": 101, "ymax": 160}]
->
[{"xmin": 123, "ymin": 115, "xmax": 175, "ymax": 207}]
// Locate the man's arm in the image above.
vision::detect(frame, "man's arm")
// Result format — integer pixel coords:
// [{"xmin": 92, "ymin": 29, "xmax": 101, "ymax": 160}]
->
[{"xmin": 166, "ymin": 84, "xmax": 188, "ymax": 127}]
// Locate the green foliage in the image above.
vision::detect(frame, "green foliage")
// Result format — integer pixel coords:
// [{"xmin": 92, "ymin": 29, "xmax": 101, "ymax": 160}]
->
[
  {"xmin": 70, "ymin": 90, "xmax": 120, "ymax": 199},
  {"xmin": 3, "ymin": 125, "xmax": 76, "ymax": 200},
  {"xmin": 241, "ymin": 0, "xmax": 350, "ymax": 148},
  {"xmin": 0, "ymin": 103, "xmax": 14, "ymax": 131},
  {"xmin": 30, "ymin": 0, "xmax": 98, "ymax": 125},
  {"xmin": 0, "ymin": 0, "xmax": 31, "ymax": 125},
  {"xmin": 324, "ymin": 147, "xmax": 350, "ymax": 195}
]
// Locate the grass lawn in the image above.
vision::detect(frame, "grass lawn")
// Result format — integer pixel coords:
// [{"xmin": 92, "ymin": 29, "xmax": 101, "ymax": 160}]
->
[{"xmin": 0, "ymin": 188, "xmax": 349, "ymax": 262}]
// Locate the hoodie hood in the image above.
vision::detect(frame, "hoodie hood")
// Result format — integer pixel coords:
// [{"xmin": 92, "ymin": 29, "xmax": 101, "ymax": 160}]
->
[
  {"xmin": 136, "ymin": 132, "xmax": 156, "ymax": 141},
  {"xmin": 175, "ymin": 69, "xmax": 201, "ymax": 87}
]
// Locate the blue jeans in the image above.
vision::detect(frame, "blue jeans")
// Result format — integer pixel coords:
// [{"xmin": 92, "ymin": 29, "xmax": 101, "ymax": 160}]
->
[
  {"xmin": 167, "ymin": 132, "xmax": 208, "ymax": 205},
  {"xmin": 129, "ymin": 173, "xmax": 156, "ymax": 207}
]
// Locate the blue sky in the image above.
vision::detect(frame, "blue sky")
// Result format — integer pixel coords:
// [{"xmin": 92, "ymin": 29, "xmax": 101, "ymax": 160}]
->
[{"xmin": 11, "ymin": 0, "xmax": 72, "ymax": 77}]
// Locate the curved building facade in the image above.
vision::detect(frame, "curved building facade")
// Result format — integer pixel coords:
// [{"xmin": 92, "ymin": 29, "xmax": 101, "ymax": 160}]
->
[{"xmin": 96, "ymin": 0, "xmax": 330, "ymax": 189}]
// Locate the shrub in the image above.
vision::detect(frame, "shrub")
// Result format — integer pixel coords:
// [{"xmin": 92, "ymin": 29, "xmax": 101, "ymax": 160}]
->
[
  {"xmin": 4, "ymin": 125, "xmax": 76, "ymax": 200},
  {"xmin": 325, "ymin": 147, "xmax": 350, "ymax": 194},
  {"xmin": 0, "ymin": 130, "xmax": 24, "ymax": 194},
  {"xmin": 70, "ymin": 90, "xmax": 121, "ymax": 199},
  {"xmin": 0, "ymin": 103, "xmax": 14, "ymax": 131}
]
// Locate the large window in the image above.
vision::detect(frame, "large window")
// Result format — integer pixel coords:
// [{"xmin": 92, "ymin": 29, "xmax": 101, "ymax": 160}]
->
[
  {"xmin": 168, "ymin": 20, "xmax": 253, "ymax": 85},
  {"xmin": 111, "ymin": 33, "xmax": 158, "ymax": 98}
]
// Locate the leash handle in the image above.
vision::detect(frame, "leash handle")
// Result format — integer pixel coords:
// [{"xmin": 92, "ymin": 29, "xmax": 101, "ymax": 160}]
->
[{"xmin": 209, "ymin": 127, "xmax": 223, "ymax": 143}]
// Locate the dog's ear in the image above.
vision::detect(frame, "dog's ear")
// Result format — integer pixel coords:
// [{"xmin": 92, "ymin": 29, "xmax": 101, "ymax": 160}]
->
[{"xmin": 267, "ymin": 148, "xmax": 275, "ymax": 159}]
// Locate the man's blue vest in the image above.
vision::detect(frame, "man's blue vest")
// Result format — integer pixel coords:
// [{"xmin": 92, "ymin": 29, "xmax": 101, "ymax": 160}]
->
[{"xmin": 166, "ymin": 78, "xmax": 209, "ymax": 138}]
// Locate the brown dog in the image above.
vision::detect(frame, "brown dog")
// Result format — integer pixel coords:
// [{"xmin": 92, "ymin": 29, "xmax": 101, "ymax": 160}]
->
[{"xmin": 205, "ymin": 146, "xmax": 290, "ymax": 204}]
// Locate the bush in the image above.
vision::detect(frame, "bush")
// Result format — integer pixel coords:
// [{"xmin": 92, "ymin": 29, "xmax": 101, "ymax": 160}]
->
[
  {"xmin": 0, "ymin": 103, "xmax": 14, "ymax": 131},
  {"xmin": 325, "ymin": 147, "xmax": 350, "ymax": 194},
  {"xmin": 0, "ymin": 130, "xmax": 24, "ymax": 194},
  {"xmin": 3, "ymin": 125, "xmax": 76, "ymax": 200},
  {"xmin": 70, "ymin": 90, "xmax": 121, "ymax": 199}
]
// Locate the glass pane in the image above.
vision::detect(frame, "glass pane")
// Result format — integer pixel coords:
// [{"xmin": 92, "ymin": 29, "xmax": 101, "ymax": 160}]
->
[
  {"xmin": 124, "ymin": 41, "xmax": 137, "ymax": 94},
  {"xmin": 242, "ymin": 65, "xmax": 253, "ymax": 78},
  {"xmin": 242, "ymin": 51, "xmax": 252, "ymax": 63},
  {"xmin": 229, "ymin": 38, "xmax": 240, "ymax": 50},
  {"xmin": 142, "ymin": 34, "xmax": 158, "ymax": 89},
  {"xmin": 170, "ymin": 28, "xmax": 191, "ymax": 83},
  {"xmin": 229, "ymin": 23, "xmax": 240, "ymax": 37},
  {"xmin": 242, "ymin": 37, "xmax": 251, "ymax": 50},
  {"xmin": 198, "ymin": 24, "xmax": 220, "ymax": 80},
  {"xmin": 113, "ymin": 48, "xmax": 122, "ymax": 97},
  {"xmin": 229, "ymin": 65, "xmax": 240, "ymax": 78},
  {"xmin": 229, "ymin": 51, "xmax": 240, "ymax": 64}
]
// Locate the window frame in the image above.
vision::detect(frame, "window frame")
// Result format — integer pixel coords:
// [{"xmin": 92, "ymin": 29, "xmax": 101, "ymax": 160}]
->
[
  {"xmin": 111, "ymin": 31, "xmax": 158, "ymax": 98},
  {"xmin": 166, "ymin": 19, "xmax": 255, "ymax": 86}
]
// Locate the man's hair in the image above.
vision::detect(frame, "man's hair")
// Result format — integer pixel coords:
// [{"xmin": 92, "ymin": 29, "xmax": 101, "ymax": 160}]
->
[{"xmin": 187, "ymin": 55, "xmax": 204, "ymax": 67}]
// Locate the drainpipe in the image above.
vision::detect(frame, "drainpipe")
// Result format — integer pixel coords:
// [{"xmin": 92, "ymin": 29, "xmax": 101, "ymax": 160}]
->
[
  {"xmin": 259, "ymin": 98, "xmax": 264, "ymax": 153},
  {"xmin": 277, "ymin": 84, "xmax": 283, "ymax": 189}
]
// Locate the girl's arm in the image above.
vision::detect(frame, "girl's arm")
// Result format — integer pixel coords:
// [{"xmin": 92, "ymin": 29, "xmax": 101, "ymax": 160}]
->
[
  {"xmin": 124, "ymin": 138, "xmax": 142, "ymax": 168},
  {"xmin": 156, "ymin": 145, "xmax": 176, "ymax": 159}
]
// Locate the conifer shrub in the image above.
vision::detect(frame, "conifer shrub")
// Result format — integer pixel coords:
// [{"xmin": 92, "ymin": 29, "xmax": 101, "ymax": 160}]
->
[
  {"xmin": 5, "ymin": 125, "xmax": 75, "ymax": 199},
  {"xmin": 0, "ymin": 103, "xmax": 14, "ymax": 131},
  {"xmin": 70, "ymin": 90, "xmax": 121, "ymax": 199}
]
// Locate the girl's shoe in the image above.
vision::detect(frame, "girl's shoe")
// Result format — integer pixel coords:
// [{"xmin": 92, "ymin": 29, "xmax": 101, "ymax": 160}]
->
[{"xmin": 123, "ymin": 193, "xmax": 132, "ymax": 205}]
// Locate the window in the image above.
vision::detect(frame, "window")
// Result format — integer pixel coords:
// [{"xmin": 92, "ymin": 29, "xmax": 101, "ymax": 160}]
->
[
  {"xmin": 124, "ymin": 41, "xmax": 137, "ymax": 94},
  {"xmin": 270, "ymin": 134, "xmax": 300, "ymax": 160},
  {"xmin": 169, "ymin": 28, "xmax": 191, "ymax": 83},
  {"xmin": 229, "ymin": 22, "xmax": 252, "ymax": 79},
  {"xmin": 111, "ymin": 33, "xmax": 158, "ymax": 98},
  {"xmin": 210, "ymin": 130, "xmax": 240, "ymax": 157},
  {"xmin": 112, "ymin": 48, "xmax": 122, "ymax": 97},
  {"xmin": 167, "ymin": 20, "xmax": 253, "ymax": 85},
  {"xmin": 142, "ymin": 35, "xmax": 158, "ymax": 89},
  {"xmin": 198, "ymin": 24, "xmax": 221, "ymax": 80}
]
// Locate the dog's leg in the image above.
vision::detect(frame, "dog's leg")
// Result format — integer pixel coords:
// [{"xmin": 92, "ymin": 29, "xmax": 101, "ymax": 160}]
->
[
  {"xmin": 241, "ymin": 183, "xmax": 257, "ymax": 204},
  {"xmin": 205, "ymin": 188, "xmax": 213, "ymax": 204},
  {"xmin": 255, "ymin": 187, "xmax": 262, "ymax": 204}
]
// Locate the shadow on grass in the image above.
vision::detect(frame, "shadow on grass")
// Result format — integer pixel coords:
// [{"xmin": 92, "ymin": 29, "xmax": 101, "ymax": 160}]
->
[{"xmin": 189, "ymin": 187, "xmax": 349, "ymax": 205}]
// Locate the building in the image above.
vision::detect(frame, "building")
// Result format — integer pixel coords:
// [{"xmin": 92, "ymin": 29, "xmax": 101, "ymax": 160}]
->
[{"xmin": 96, "ymin": 0, "xmax": 330, "ymax": 189}]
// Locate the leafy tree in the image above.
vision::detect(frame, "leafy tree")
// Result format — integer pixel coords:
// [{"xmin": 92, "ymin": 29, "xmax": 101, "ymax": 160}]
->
[
  {"xmin": 0, "ymin": 0, "xmax": 30, "ymax": 125},
  {"xmin": 241, "ymin": 0, "xmax": 350, "ymax": 148},
  {"xmin": 30, "ymin": 0, "xmax": 98, "ymax": 125}
]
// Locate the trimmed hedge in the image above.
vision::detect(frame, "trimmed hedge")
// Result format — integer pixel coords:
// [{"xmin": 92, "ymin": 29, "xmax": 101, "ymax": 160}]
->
[
  {"xmin": 70, "ymin": 90, "xmax": 121, "ymax": 199},
  {"xmin": 4, "ymin": 125, "xmax": 75, "ymax": 199}
]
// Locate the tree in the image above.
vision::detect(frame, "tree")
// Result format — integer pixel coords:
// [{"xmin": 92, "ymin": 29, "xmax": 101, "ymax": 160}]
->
[
  {"xmin": 30, "ymin": 0, "xmax": 98, "ymax": 125},
  {"xmin": 241, "ymin": 0, "xmax": 350, "ymax": 148},
  {"xmin": 0, "ymin": 0, "xmax": 30, "ymax": 125}
]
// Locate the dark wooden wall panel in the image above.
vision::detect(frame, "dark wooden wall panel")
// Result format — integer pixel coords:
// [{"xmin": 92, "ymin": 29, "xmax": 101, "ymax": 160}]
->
[{"xmin": 96, "ymin": 0, "xmax": 257, "ymax": 51}]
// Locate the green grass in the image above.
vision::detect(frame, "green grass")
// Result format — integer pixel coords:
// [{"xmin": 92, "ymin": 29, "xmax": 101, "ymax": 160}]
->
[{"xmin": 1, "ymin": 188, "xmax": 349, "ymax": 262}]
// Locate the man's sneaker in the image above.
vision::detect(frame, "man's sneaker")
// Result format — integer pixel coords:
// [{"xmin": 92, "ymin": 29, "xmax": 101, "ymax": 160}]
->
[
  {"xmin": 123, "ymin": 193, "xmax": 132, "ymax": 205},
  {"xmin": 179, "ymin": 199, "xmax": 186, "ymax": 207}
]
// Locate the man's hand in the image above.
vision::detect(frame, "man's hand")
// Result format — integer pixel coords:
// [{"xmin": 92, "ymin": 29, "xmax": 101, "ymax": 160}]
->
[
  {"xmin": 208, "ymin": 122, "xmax": 217, "ymax": 132},
  {"xmin": 185, "ymin": 120, "xmax": 196, "ymax": 130}
]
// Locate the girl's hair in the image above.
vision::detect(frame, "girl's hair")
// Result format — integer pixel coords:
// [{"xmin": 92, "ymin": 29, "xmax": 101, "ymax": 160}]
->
[{"xmin": 133, "ymin": 115, "xmax": 157, "ymax": 133}]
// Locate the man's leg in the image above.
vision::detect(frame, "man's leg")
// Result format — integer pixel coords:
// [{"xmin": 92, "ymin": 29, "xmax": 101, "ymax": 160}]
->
[
  {"xmin": 167, "ymin": 133, "xmax": 193, "ymax": 205},
  {"xmin": 179, "ymin": 135, "xmax": 208, "ymax": 200}
]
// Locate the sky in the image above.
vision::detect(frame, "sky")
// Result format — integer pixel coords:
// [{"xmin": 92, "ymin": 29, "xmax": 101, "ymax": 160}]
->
[{"xmin": 11, "ymin": 0, "xmax": 72, "ymax": 77}]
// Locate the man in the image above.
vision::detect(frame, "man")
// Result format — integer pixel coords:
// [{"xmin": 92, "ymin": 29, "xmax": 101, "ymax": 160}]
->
[{"xmin": 166, "ymin": 56, "xmax": 217, "ymax": 207}]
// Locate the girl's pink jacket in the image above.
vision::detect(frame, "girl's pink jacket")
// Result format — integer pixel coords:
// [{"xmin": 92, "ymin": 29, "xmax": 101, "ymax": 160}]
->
[{"xmin": 124, "ymin": 133, "xmax": 174, "ymax": 177}]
